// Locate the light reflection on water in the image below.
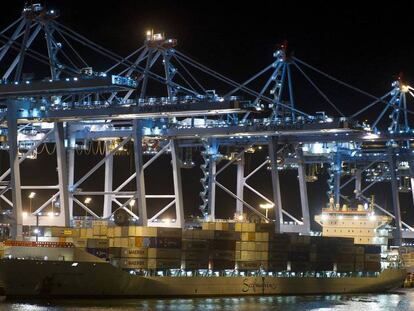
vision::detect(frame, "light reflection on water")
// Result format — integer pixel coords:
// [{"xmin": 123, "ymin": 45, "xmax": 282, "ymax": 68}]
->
[{"xmin": 1, "ymin": 290, "xmax": 414, "ymax": 311}]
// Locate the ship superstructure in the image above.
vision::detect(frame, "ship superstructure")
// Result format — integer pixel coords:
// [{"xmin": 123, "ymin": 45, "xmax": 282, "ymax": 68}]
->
[{"xmin": 315, "ymin": 197, "xmax": 391, "ymax": 246}]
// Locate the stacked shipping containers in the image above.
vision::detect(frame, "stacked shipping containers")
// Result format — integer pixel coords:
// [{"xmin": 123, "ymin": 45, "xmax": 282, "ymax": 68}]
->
[
  {"xmin": 109, "ymin": 226, "xmax": 182, "ymax": 270},
  {"xmin": 28, "ymin": 221, "xmax": 383, "ymax": 273},
  {"xmin": 235, "ymin": 222, "xmax": 270, "ymax": 270}
]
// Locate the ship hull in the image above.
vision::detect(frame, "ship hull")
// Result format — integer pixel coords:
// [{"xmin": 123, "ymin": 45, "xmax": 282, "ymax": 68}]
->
[{"xmin": 0, "ymin": 259, "xmax": 405, "ymax": 298}]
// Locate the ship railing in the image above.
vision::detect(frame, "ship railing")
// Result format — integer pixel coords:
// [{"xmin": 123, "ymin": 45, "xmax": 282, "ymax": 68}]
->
[
  {"xmin": 4, "ymin": 240, "xmax": 74, "ymax": 248},
  {"xmin": 123, "ymin": 268, "xmax": 383, "ymax": 278}
]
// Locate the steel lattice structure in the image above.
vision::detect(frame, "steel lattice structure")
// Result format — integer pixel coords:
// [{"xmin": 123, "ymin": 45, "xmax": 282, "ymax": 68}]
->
[{"xmin": 0, "ymin": 4, "xmax": 414, "ymax": 246}]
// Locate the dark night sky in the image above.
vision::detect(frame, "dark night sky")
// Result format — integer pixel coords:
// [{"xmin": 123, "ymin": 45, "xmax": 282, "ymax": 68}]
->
[{"xmin": 1, "ymin": 1, "xmax": 414, "ymax": 226}]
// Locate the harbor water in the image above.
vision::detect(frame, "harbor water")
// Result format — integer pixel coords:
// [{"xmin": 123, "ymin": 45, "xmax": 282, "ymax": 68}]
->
[{"xmin": 0, "ymin": 289, "xmax": 413, "ymax": 311}]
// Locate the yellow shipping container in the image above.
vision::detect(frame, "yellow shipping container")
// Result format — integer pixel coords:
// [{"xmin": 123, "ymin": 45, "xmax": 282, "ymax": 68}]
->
[
  {"xmin": 181, "ymin": 260, "xmax": 209, "ymax": 270},
  {"xmin": 92, "ymin": 226, "xmax": 100, "ymax": 236},
  {"xmin": 86, "ymin": 228, "xmax": 93, "ymax": 238},
  {"xmin": 236, "ymin": 250, "xmax": 265, "ymax": 261},
  {"xmin": 236, "ymin": 241, "xmax": 268, "ymax": 252},
  {"xmin": 120, "ymin": 226, "xmax": 137, "ymax": 237},
  {"xmin": 255, "ymin": 232, "xmax": 269, "ymax": 242},
  {"xmin": 114, "ymin": 226, "xmax": 122, "ymax": 237},
  {"xmin": 236, "ymin": 241, "xmax": 255, "ymax": 251},
  {"xmin": 48, "ymin": 227, "xmax": 79, "ymax": 238},
  {"xmin": 235, "ymin": 222, "xmax": 243, "ymax": 232},
  {"xmin": 117, "ymin": 258, "xmax": 147, "ymax": 269},
  {"xmin": 256, "ymin": 242, "xmax": 268, "ymax": 252},
  {"xmin": 113, "ymin": 237, "xmax": 127, "ymax": 247},
  {"xmin": 120, "ymin": 247, "xmax": 148, "ymax": 258},
  {"xmin": 135, "ymin": 226, "xmax": 157, "ymax": 237},
  {"xmin": 236, "ymin": 261, "xmax": 262, "ymax": 270},
  {"xmin": 247, "ymin": 251, "xmax": 267, "ymax": 261},
  {"xmin": 92, "ymin": 220, "xmax": 108, "ymax": 226},
  {"xmin": 107, "ymin": 227, "xmax": 114, "ymax": 238},
  {"xmin": 241, "ymin": 232, "xmax": 255, "ymax": 241},
  {"xmin": 201, "ymin": 223, "xmax": 210, "ymax": 231},
  {"xmin": 80, "ymin": 228, "xmax": 87, "ymax": 237},
  {"xmin": 241, "ymin": 223, "xmax": 256, "ymax": 232}
]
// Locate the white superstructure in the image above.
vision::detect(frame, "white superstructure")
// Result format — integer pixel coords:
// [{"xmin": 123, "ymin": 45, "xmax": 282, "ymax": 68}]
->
[{"xmin": 315, "ymin": 197, "xmax": 391, "ymax": 245}]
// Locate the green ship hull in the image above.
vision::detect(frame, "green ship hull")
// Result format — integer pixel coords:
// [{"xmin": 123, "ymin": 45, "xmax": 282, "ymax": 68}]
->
[{"xmin": 0, "ymin": 259, "xmax": 405, "ymax": 298}]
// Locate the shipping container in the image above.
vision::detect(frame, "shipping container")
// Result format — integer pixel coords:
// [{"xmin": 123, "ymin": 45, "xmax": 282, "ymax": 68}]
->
[
  {"xmin": 365, "ymin": 254, "xmax": 381, "ymax": 262},
  {"xmin": 355, "ymin": 255, "xmax": 365, "ymax": 263},
  {"xmin": 114, "ymin": 258, "xmax": 147, "ymax": 269},
  {"xmin": 86, "ymin": 248, "xmax": 109, "ymax": 259},
  {"xmin": 240, "ymin": 232, "xmax": 256, "ymax": 241},
  {"xmin": 93, "ymin": 225, "xmax": 107, "ymax": 236},
  {"xmin": 337, "ymin": 246, "xmax": 357, "ymax": 254},
  {"xmin": 147, "ymin": 258, "xmax": 181, "ymax": 269},
  {"xmin": 107, "ymin": 227, "xmax": 114, "ymax": 238},
  {"xmin": 334, "ymin": 253, "xmax": 355, "ymax": 263},
  {"xmin": 267, "ymin": 261, "xmax": 287, "ymax": 271},
  {"xmin": 181, "ymin": 260, "xmax": 209, "ymax": 270},
  {"xmin": 236, "ymin": 250, "xmax": 268, "ymax": 261},
  {"xmin": 335, "ymin": 262, "xmax": 355, "ymax": 272},
  {"xmin": 86, "ymin": 238, "xmax": 109, "ymax": 249},
  {"xmin": 364, "ymin": 261, "xmax": 381, "ymax": 272},
  {"xmin": 202, "ymin": 222, "xmax": 234, "ymax": 231},
  {"xmin": 72, "ymin": 238, "xmax": 87, "ymax": 248},
  {"xmin": 208, "ymin": 259, "xmax": 235, "ymax": 270},
  {"xmin": 236, "ymin": 261, "xmax": 262, "ymax": 270},
  {"xmin": 288, "ymin": 251, "xmax": 310, "ymax": 262},
  {"xmin": 311, "ymin": 261, "xmax": 333, "ymax": 271},
  {"xmin": 45, "ymin": 227, "xmax": 80, "ymax": 238},
  {"xmin": 364, "ymin": 245, "xmax": 381, "ymax": 254},
  {"xmin": 109, "ymin": 247, "xmax": 121, "ymax": 258},
  {"xmin": 147, "ymin": 248, "xmax": 181, "ymax": 259},
  {"xmin": 155, "ymin": 227, "xmax": 182, "ymax": 238},
  {"xmin": 254, "ymin": 232, "xmax": 270, "ymax": 242},
  {"xmin": 209, "ymin": 250, "xmax": 236, "ymax": 261},
  {"xmin": 143, "ymin": 237, "xmax": 181, "ymax": 249},
  {"xmin": 121, "ymin": 226, "xmax": 137, "ymax": 237},
  {"xmin": 120, "ymin": 247, "xmax": 148, "ymax": 258},
  {"xmin": 355, "ymin": 262, "xmax": 365, "ymax": 272},
  {"xmin": 289, "ymin": 235, "xmax": 311, "ymax": 245},
  {"xmin": 182, "ymin": 250, "xmax": 209, "ymax": 260},
  {"xmin": 289, "ymin": 261, "xmax": 312, "ymax": 272},
  {"xmin": 254, "ymin": 223, "xmax": 275, "ymax": 233},
  {"xmin": 181, "ymin": 239, "xmax": 208, "ymax": 250},
  {"xmin": 114, "ymin": 226, "xmax": 122, "ymax": 237},
  {"xmin": 268, "ymin": 251, "xmax": 289, "ymax": 261},
  {"xmin": 208, "ymin": 240, "xmax": 236, "ymax": 251}
]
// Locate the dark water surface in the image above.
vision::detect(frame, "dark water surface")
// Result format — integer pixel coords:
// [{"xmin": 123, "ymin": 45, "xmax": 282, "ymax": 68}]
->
[{"xmin": 0, "ymin": 290, "xmax": 413, "ymax": 310}]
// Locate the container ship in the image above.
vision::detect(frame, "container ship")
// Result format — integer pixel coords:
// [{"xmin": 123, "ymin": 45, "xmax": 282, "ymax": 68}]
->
[{"xmin": 0, "ymin": 201, "xmax": 406, "ymax": 298}]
